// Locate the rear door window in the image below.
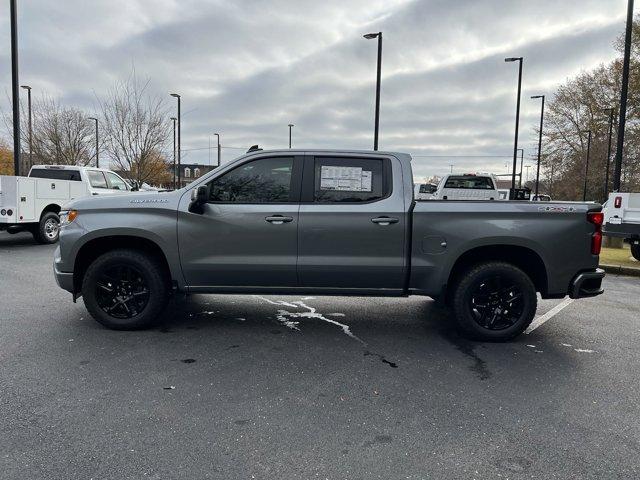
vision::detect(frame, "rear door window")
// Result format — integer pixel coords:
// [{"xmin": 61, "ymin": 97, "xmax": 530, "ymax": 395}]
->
[
  {"xmin": 29, "ymin": 168, "xmax": 81, "ymax": 181},
  {"xmin": 444, "ymin": 176, "xmax": 494, "ymax": 189},
  {"xmin": 87, "ymin": 171, "xmax": 108, "ymax": 189},
  {"xmin": 311, "ymin": 157, "xmax": 389, "ymax": 203}
]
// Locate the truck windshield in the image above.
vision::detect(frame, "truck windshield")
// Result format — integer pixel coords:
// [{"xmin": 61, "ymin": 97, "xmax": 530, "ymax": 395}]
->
[
  {"xmin": 444, "ymin": 176, "xmax": 494, "ymax": 189},
  {"xmin": 29, "ymin": 168, "xmax": 81, "ymax": 181}
]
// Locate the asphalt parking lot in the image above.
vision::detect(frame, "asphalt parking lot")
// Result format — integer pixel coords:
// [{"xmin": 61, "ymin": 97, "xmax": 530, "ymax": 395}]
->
[{"xmin": 1, "ymin": 232, "xmax": 639, "ymax": 479}]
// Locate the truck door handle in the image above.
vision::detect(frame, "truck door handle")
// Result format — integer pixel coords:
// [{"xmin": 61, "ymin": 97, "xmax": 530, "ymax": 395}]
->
[
  {"xmin": 265, "ymin": 215, "xmax": 293, "ymax": 225},
  {"xmin": 371, "ymin": 216, "xmax": 399, "ymax": 225}
]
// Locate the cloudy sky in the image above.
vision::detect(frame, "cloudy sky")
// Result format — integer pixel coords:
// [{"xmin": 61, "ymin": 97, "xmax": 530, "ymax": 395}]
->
[{"xmin": 0, "ymin": 0, "xmax": 630, "ymax": 179}]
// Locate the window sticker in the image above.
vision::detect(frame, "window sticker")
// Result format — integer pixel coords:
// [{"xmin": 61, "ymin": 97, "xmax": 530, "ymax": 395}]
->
[{"xmin": 320, "ymin": 166, "xmax": 373, "ymax": 192}]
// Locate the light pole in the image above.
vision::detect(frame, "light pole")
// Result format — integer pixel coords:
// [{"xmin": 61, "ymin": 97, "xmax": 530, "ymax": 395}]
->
[
  {"xmin": 170, "ymin": 93, "xmax": 181, "ymax": 187},
  {"xmin": 603, "ymin": 108, "xmax": 615, "ymax": 201},
  {"xmin": 505, "ymin": 56, "xmax": 524, "ymax": 194},
  {"xmin": 11, "ymin": 0, "xmax": 21, "ymax": 175},
  {"xmin": 288, "ymin": 124, "xmax": 294, "ymax": 149},
  {"xmin": 364, "ymin": 32, "xmax": 382, "ymax": 151},
  {"xmin": 449, "ymin": 164, "xmax": 454, "ymax": 173},
  {"xmin": 613, "ymin": 0, "xmax": 634, "ymax": 192},
  {"xmin": 517, "ymin": 148, "xmax": 524, "ymax": 188},
  {"xmin": 21, "ymin": 85, "xmax": 33, "ymax": 170},
  {"xmin": 171, "ymin": 117, "xmax": 177, "ymax": 189},
  {"xmin": 582, "ymin": 130, "xmax": 592, "ymax": 202},
  {"xmin": 88, "ymin": 117, "xmax": 99, "ymax": 167},
  {"xmin": 531, "ymin": 94, "xmax": 545, "ymax": 196}
]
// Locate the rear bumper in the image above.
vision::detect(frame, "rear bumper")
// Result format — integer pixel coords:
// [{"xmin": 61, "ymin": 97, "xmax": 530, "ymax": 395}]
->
[
  {"xmin": 568, "ymin": 268, "xmax": 605, "ymax": 299},
  {"xmin": 604, "ymin": 222, "xmax": 640, "ymax": 239}
]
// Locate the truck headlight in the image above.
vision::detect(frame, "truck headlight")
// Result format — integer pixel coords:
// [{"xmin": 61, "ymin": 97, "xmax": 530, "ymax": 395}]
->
[{"xmin": 59, "ymin": 210, "xmax": 78, "ymax": 227}]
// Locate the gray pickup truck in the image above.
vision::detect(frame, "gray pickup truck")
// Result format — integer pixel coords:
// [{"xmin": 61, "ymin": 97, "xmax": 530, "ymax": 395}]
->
[{"xmin": 54, "ymin": 149, "xmax": 605, "ymax": 341}]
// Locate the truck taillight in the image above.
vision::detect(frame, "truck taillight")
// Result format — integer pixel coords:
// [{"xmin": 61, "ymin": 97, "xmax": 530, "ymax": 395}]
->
[
  {"xmin": 614, "ymin": 196, "xmax": 622, "ymax": 208},
  {"xmin": 588, "ymin": 212, "xmax": 604, "ymax": 255}
]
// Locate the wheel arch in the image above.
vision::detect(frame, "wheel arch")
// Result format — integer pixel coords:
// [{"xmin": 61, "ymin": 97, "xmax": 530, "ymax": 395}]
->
[
  {"xmin": 73, "ymin": 235, "xmax": 174, "ymax": 294},
  {"xmin": 444, "ymin": 244, "xmax": 548, "ymax": 304},
  {"xmin": 40, "ymin": 204, "xmax": 61, "ymax": 218}
]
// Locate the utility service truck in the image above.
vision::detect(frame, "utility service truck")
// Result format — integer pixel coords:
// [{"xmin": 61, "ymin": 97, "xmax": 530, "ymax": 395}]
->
[{"xmin": 1, "ymin": 165, "xmax": 135, "ymax": 244}]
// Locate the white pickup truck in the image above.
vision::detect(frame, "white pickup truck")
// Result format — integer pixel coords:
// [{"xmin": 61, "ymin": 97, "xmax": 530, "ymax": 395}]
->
[
  {"xmin": 433, "ymin": 173, "xmax": 501, "ymax": 201},
  {"xmin": 0, "ymin": 165, "xmax": 134, "ymax": 244},
  {"xmin": 603, "ymin": 192, "xmax": 640, "ymax": 260}
]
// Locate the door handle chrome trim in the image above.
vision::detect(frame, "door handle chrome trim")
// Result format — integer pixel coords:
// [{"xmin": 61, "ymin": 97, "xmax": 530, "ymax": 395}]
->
[
  {"xmin": 371, "ymin": 217, "xmax": 399, "ymax": 225},
  {"xmin": 265, "ymin": 215, "xmax": 294, "ymax": 224}
]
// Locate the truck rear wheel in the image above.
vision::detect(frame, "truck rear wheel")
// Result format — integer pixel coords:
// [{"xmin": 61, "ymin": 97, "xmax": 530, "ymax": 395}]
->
[
  {"xmin": 34, "ymin": 212, "xmax": 60, "ymax": 244},
  {"xmin": 631, "ymin": 242, "xmax": 640, "ymax": 262},
  {"xmin": 81, "ymin": 249, "xmax": 169, "ymax": 330},
  {"xmin": 451, "ymin": 262, "xmax": 537, "ymax": 341}
]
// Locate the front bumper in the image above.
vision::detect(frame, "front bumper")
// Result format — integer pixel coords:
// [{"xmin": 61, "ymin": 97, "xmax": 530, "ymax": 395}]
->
[
  {"xmin": 53, "ymin": 246, "xmax": 74, "ymax": 294},
  {"xmin": 568, "ymin": 268, "xmax": 605, "ymax": 299}
]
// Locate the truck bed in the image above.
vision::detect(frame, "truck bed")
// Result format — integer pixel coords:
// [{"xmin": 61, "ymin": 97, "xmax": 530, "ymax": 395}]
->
[{"xmin": 409, "ymin": 200, "xmax": 601, "ymax": 298}]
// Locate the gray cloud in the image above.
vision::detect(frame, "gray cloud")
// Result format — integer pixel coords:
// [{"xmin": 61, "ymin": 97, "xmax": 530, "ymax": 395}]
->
[{"xmin": 0, "ymin": 0, "xmax": 628, "ymax": 176}]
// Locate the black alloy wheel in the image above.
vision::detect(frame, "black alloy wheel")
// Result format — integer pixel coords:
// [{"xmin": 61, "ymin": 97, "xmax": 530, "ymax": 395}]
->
[
  {"xmin": 468, "ymin": 275, "xmax": 524, "ymax": 331},
  {"xmin": 95, "ymin": 264, "xmax": 150, "ymax": 319}
]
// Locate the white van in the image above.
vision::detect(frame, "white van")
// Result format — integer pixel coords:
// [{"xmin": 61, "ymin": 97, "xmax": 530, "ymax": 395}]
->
[
  {"xmin": 0, "ymin": 165, "xmax": 134, "ymax": 243},
  {"xmin": 434, "ymin": 173, "xmax": 499, "ymax": 201}
]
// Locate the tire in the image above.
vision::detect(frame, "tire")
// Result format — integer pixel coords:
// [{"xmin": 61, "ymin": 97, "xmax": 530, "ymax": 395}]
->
[
  {"xmin": 82, "ymin": 249, "xmax": 169, "ymax": 330},
  {"xmin": 34, "ymin": 212, "xmax": 60, "ymax": 244},
  {"xmin": 631, "ymin": 243, "xmax": 640, "ymax": 262},
  {"xmin": 451, "ymin": 262, "xmax": 537, "ymax": 341}
]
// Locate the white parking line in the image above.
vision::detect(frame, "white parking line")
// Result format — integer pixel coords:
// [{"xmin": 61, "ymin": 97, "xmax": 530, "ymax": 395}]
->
[{"xmin": 525, "ymin": 298, "xmax": 575, "ymax": 334}]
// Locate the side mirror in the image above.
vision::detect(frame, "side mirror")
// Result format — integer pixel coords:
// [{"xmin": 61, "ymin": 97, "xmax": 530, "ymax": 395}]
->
[
  {"xmin": 189, "ymin": 185, "xmax": 209, "ymax": 213},
  {"xmin": 129, "ymin": 180, "xmax": 139, "ymax": 191}
]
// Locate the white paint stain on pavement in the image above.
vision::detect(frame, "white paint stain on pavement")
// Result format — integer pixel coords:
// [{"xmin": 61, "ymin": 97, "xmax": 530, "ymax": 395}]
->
[
  {"xmin": 574, "ymin": 348, "xmax": 596, "ymax": 353},
  {"xmin": 254, "ymin": 297, "xmax": 365, "ymax": 345}
]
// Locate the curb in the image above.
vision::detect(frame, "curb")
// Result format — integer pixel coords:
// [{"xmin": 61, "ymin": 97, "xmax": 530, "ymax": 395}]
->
[{"xmin": 600, "ymin": 263, "xmax": 640, "ymax": 278}]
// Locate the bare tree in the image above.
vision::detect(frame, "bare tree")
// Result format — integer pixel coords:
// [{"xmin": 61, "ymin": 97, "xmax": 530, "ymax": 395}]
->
[
  {"xmin": 2, "ymin": 95, "xmax": 96, "ymax": 166},
  {"xmin": 541, "ymin": 16, "xmax": 640, "ymax": 200},
  {"xmin": 99, "ymin": 73, "xmax": 170, "ymax": 185}
]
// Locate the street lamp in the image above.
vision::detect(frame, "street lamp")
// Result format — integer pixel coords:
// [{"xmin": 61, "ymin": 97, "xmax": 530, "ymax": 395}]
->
[
  {"xmin": 21, "ymin": 85, "xmax": 33, "ymax": 169},
  {"xmin": 364, "ymin": 32, "xmax": 382, "ymax": 151},
  {"xmin": 603, "ymin": 108, "xmax": 615, "ymax": 201},
  {"xmin": 214, "ymin": 132, "xmax": 220, "ymax": 167},
  {"xmin": 10, "ymin": 0, "xmax": 21, "ymax": 175},
  {"xmin": 581, "ymin": 130, "xmax": 592, "ymax": 202},
  {"xmin": 531, "ymin": 94, "xmax": 545, "ymax": 196},
  {"xmin": 88, "ymin": 117, "xmax": 99, "ymax": 168},
  {"xmin": 505, "ymin": 56, "xmax": 524, "ymax": 193},
  {"xmin": 613, "ymin": 0, "xmax": 634, "ymax": 192},
  {"xmin": 171, "ymin": 117, "xmax": 177, "ymax": 189},
  {"xmin": 169, "ymin": 93, "xmax": 181, "ymax": 187},
  {"xmin": 288, "ymin": 124, "xmax": 294, "ymax": 149}
]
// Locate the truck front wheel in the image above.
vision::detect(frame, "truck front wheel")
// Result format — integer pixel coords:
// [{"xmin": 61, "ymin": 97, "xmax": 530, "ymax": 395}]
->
[
  {"xmin": 451, "ymin": 262, "xmax": 537, "ymax": 341},
  {"xmin": 34, "ymin": 212, "xmax": 60, "ymax": 244},
  {"xmin": 630, "ymin": 242, "xmax": 640, "ymax": 262},
  {"xmin": 81, "ymin": 249, "xmax": 169, "ymax": 330}
]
